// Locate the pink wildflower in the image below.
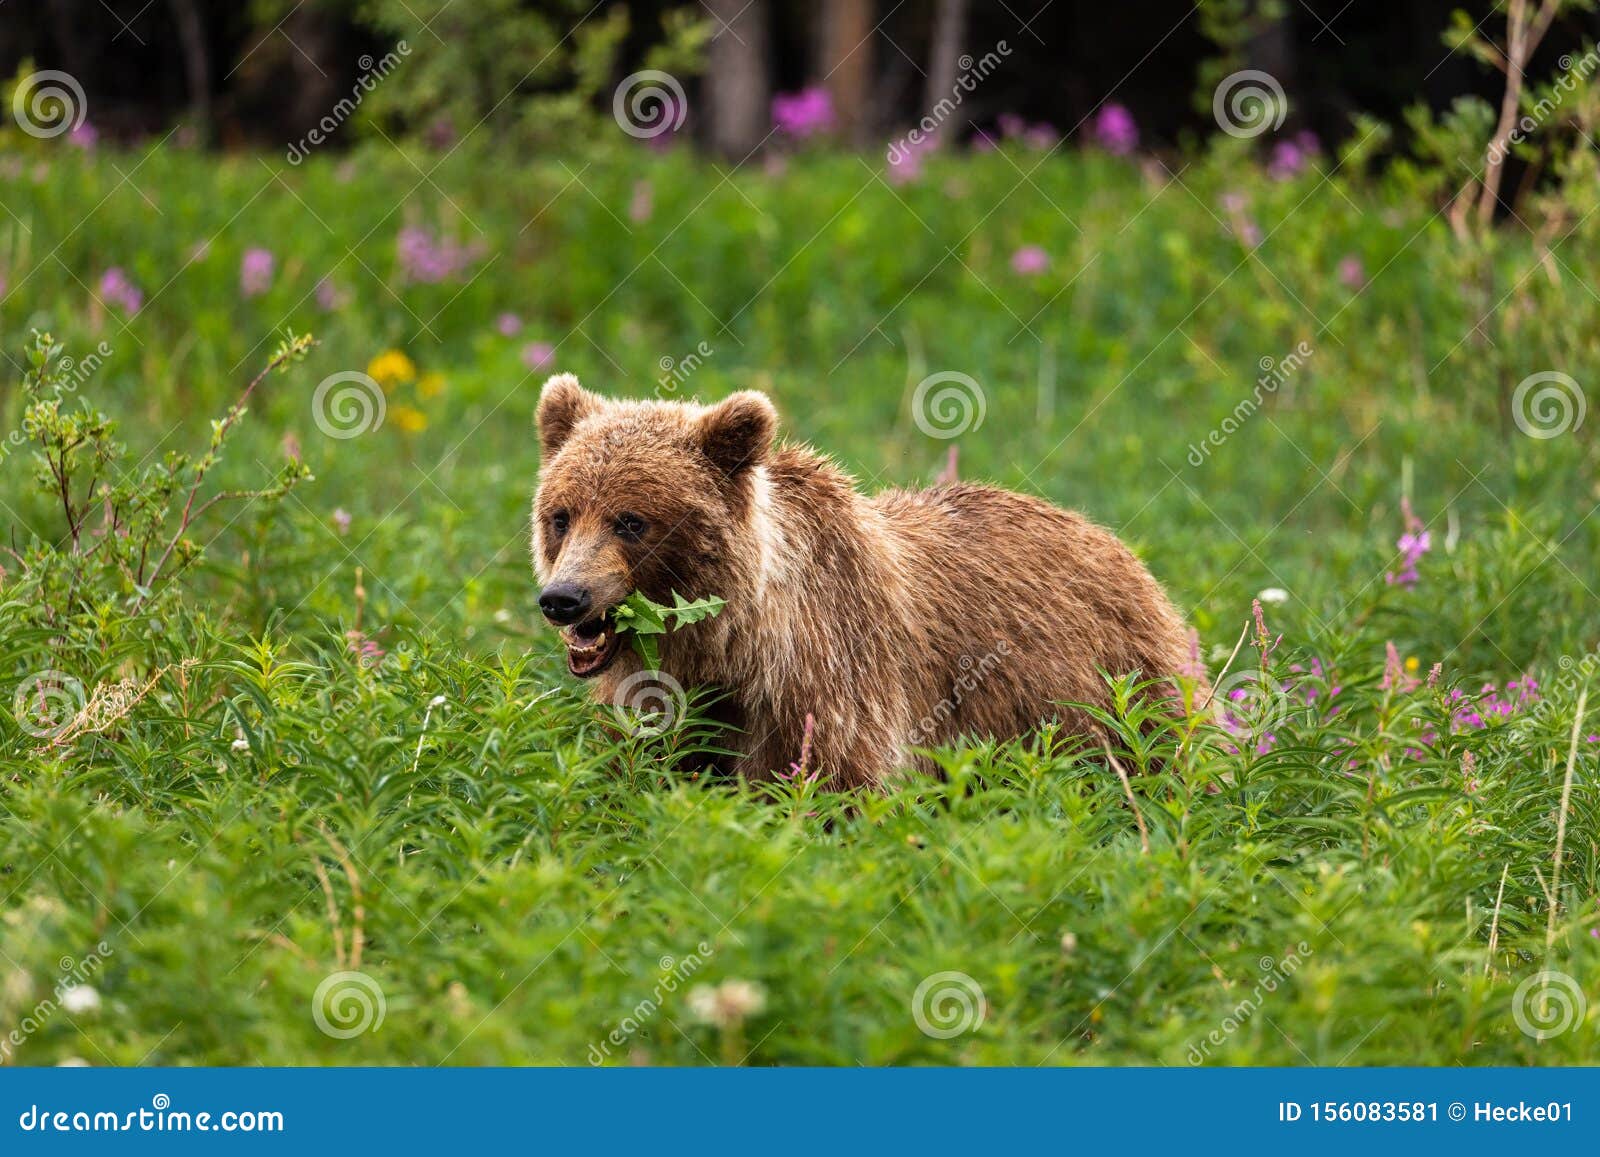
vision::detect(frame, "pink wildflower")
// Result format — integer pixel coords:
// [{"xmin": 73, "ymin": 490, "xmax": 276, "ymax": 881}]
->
[
  {"xmin": 240, "ymin": 248, "xmax": 274, "ymax": 297},
  {"xmin": 98, "ymin": 267, "xmax": 143, "ymax": 314},
  {"xmin": 1010, "ymin": 245, "xmax": 1049, "ymax": 275},
  {"xmin": 1385, "ymin": 497, "xmax": 1430, "ymax": 587},
  {"xmin": 1092, "ymin": 104, "xmax": 1138, "ymax": 155},
  {"xmin": 772, "ymin": 87, "xmax": 835, "ymax": 138}
]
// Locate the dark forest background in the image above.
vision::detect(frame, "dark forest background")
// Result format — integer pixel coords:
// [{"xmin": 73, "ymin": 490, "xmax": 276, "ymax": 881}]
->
[{"xmin": 4, "ymin": 1, "xmax": 1600, "ymax": 155}]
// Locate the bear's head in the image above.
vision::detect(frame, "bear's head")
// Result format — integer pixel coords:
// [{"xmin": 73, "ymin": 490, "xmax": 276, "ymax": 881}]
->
[{"xmin": 532, "ymin": 373, "xmax": 776, "ymax": 679}]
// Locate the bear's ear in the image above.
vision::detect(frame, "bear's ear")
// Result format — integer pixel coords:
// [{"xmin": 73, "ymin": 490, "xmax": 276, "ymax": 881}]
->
[
  {"xmin": 536, "ymin": 373, "xmax": 599, "ymax": 459},
  {"xmin": 697, "ymin": 391, "xmax": 777, "ymax": 478}
]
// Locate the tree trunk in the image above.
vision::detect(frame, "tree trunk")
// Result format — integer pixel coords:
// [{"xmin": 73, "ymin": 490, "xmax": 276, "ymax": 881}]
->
[
  {"xmin": 167, "ymin": 0, "xmax": 212, "ymax": 138},
  {"xmin": 924, "ymin": 0, "xmax": 969, "ymax": 139},
  {"xmin": 823, "ymin": 0, "xmax": 875, "ymax": 145},
  {"xmin": 703, "ymin": 0, "xmax": 771, "ymax": 159}
]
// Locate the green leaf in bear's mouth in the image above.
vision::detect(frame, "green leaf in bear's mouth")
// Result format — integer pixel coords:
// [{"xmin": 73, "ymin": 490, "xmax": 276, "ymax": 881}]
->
[{"xmin": 610, "ymin": 590, "xmax": 727, "ymax": 670}]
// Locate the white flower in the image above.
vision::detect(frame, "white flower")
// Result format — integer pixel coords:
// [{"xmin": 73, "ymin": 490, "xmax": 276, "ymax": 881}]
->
[
  {"xmin": 428, "ymin": 694, "xmax": 447, "ymax": 709},
  {"xmin": 1257, "ymin": 587, "xmax": 1289, "ymax": 604},
  {"xmin": 60, "ymin": 984, "xmax": 101, "ymax": 1014},
  {"xmin": 56, "ymin": 1057, "xmax": 90, "ymax": 1067},
  {"xmin": 687, "ymin": 979, "xmax": 766, "ymax": 1028},
  {"xmin": 231, "ymin": 737, "xmax": 250, "ymax": 751}
]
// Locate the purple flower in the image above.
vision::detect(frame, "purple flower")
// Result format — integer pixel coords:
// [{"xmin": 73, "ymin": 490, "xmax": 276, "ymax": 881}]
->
[
  {"xmin": 332, "ymin": 508, "xmax": 352, "ymax": 536},
  {"xmin": 240, "ymin": 248, "xmax": 274, "ymax": 297},
  {"xmin": 887, "ymin": 135, "xmax": 938, "ymax": 185},
  {"xmin": 98, "ymin": 267, "xmax": 143, "ymax": 314},
  {"xmin": 1268, "ymin": 131, "xmax": 1321, "ymax": 180},
  {"xmin": 772, "ymin": 87, "xmax": 835, "ymax": 138},
  {"xmin": 1010, "ymin": 245, "xmax": 1049, "ymax": 275},
  {"xmin": 1385, "ymin": 497, "xmax": 1430, "ymax": 587},
  {"xmin": 396, "ymin": 226, "xmax": 483, "ymax": 284},
  {"xmin": 496, "ymin": 312, "xmax": 523, "ymax": 337},
  {"xmin": 997, "ymin": 113, "xmax": 1026, "ymax": 140},
  {"xmin": 970, "ymin": 130, "xmax": 998, "ymax": 153},
  {"xmin": 521, "ymin": 342, "xmax": 555, "ymax": 371},
  {"xmin": 1023, "ymin": 123, "xmax": 1059, "ymax": 150},
  {"xmin": 1092, "ymin": 104, "xmax": 1139, "ymax": 156},
  {"xmin": 346, "ymin": 629, "xmax": 384, "ymax": 668},
  {"xmin": 1338, "ymin": 255, "xmax": 1366, "ymax": 290},
  {"xmin": 69, "ymin": 121, "xmax": 98, "ymax": 150},
  {"xmin": 315, "ymin": 277, "xmax": 347, "ymax": 312}
]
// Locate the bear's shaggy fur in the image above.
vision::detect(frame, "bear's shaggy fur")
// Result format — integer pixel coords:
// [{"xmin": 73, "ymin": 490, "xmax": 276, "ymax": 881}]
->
[{"xmin": 532, "ymin": 375, "xmax": 1202, "ymax": 789}]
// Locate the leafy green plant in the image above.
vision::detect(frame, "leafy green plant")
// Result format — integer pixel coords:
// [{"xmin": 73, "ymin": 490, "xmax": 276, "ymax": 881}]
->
[
  {"xmin": 611, "ymin": 590, "xmax": 726, "ymax": 669},
  {"xmin": 3, "ymin": 330, "xmax": 315, "ymax": 622}
]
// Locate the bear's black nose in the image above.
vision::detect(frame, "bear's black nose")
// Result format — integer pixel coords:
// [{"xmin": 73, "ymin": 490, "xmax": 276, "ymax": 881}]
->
[{"xmin": 538, "ymin": 582, "xmax": 591, "ymax": 625}]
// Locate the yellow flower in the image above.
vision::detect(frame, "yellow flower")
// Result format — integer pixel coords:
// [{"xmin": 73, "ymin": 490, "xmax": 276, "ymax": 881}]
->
[
  {"xmin": 367, "ymin": 349, "xmax": 417, "ymax": 387},
  {"xmin": 417, "ymin": 371, "xmax": 446, "ymax": 400},
  {"xmin": 1404, "ymin": 656, "xmax": 1419, "ymax": 673},
  {"xmin": 391, "ymin": 403, "xmax": 428, "ymax": 433}
]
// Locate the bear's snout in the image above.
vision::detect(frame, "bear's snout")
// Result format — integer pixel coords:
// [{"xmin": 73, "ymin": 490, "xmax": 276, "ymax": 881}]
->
[{"xmin": 538, "ymin": 582, "xmax": 591, "ymax": 625}]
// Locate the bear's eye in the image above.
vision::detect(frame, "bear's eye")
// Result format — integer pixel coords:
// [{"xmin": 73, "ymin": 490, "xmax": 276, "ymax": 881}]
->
[
  {"xmin": 614, "ymin": 512, "xmax": 648, "ymax": 542},
  {"xmin": 550, "ymin": 510, "xmax": 569, "ymax": 536}
]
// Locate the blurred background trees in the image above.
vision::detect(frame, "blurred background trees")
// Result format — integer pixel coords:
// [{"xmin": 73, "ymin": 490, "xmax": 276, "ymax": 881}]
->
[{"xmin": 4, "ymin": 1, "xmax": 1596, "ymax": 153}]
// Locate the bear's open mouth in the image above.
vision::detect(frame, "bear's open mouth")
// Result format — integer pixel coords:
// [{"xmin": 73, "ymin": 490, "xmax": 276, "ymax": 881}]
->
[{"xmin": 561, "ymin": 614, "xmax": 622, "ymax": 678}]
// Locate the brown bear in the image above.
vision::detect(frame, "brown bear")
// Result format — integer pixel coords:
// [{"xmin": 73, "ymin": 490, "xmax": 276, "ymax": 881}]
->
[{"xmin": 532, "ymin": 374, "xmax": 1203, "ymax": 789}]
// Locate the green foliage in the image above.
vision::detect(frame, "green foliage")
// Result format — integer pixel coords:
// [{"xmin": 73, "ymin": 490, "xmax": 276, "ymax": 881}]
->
[
  {"xmin": 3, "ymin": 329, "xmax": 313, "ymax": 623},
  {"xmin": 0, "ymin": 137, "xmax": 1596, "ymax": 1066},
  {"xmin": 346, "ymin": 0, "xmax": 709, "ymax": 151},
  {"xmin": 612, "ymin": 590, "xmax": 727, "ymax": 669}
]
